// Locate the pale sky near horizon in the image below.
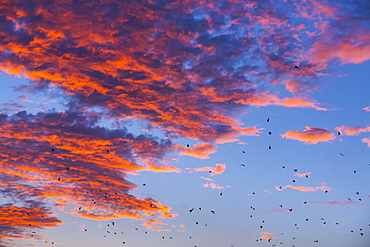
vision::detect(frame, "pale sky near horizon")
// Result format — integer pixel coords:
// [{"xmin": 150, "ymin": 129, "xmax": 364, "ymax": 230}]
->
[{"xmin": 0, "ymin": 0, "xmax": 369, "ymax": 247}]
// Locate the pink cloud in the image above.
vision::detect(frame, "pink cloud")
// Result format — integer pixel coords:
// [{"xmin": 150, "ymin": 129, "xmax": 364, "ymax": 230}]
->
[
  {"xmin": 362, "ymin": 137, "xmax": 370, "ymax": 147},
  {"xmin": 278, "ymin": 98, "xmax": 328, "ymax": 111},
  {"xmin": 294, "ymin": 172, "xmax": 312, "ymax": 177},
  {"xmin": 200, "ymin": 176, "xmax": 214, "ymax": 182},
  {"xmin": 309, "ymin": 38, "xmax": 370, "ymax": 65},
  {"xmin": 266, "ymin": 208, "xmax": 292, "ymax": 213},
  {"xmin": 335, "ymin": 125, "xmax": 370, "ymax": 136},
  {"xmin": 309, "ymin": 201, "xmax": 358, "ymax": 205},
  {"xmin": 363, "ymin": 106, "xmax": 370, "ymax": 112},
  {"xmin": 281, "ymin": 127, "xmax": 335, "ymax": 144},
  {"xmin": 276, "ymin": 182, "xmax": 332, "ymax": 192},
  {"xmin": 203, "ymin": 183, "xmax": 232, "ymax": 190}
]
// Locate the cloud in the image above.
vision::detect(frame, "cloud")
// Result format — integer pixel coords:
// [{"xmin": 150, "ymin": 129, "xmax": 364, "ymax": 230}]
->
[
  {"xmin": 141, "ymin": 219, "xmax": 168, "ymax": 230},
  {"xmin": 308, "ymin": 34, "xmax": 370, "ymax": 65},
  {"xmin": 254, "ymin": 232, "xmax": 276, "ymax": 240},
  {"xmin": 200, "ymin": 176, "xmax": 214, "ymax": 182},
  {"xmin": 362, "ymin": 137, "xmax": 370, "ymax": 147},
  {"xmin": 235, "ymin": 92, "xmax": 327, "ymax": 111},
  {"xmin": 0, "ymin": 203, "xmax": 61, "ymax": 245},
  {"xmin": 187, "ymin": 163, "xmax": 226, "ymax": 175},
  {"xmin": 266, "ymin": 207, "xmax": 292, "ymax": 213},
  {"xmin": 0, "ymin": 0, "xmax": 364, "ymax": 149},
  {"xmin": 335, "ymin": 125, "xmax": 370, "ymax": 136},
  {"xmin": 277, "ymin": 98, "xmax": 328, "ymax": 111},
  {"xmin": 261, "ymin": 235, "xmax": 275, "ymax": 240},
  {"xmin": 363, "ymin": 106, "xmax": 370, "ymax": 112},
  {"xmin": 276, "ymin": 182, "xmax": 332, "ymax": 192},
  {"xmin": 17, "ymin": 95, "xmax": 35, "ymax": 103},
  {"xmin": 178, "ymin": 142, "xmax": 217, "ymax": 159},
  {"xmin": 281, "ymin": 127, "xmax": 335, "ymax": 144},
  {"xmin": 0, "ymin": 110, "xmax": 176, "ymax": 241},
  {"xmin": 0, "ymin": 0, "xmax": 369, "ymax": 243},
  {"xmin": 309, "ymin": 201, "xmax": 358, "ymax": 205},
  {"xmin": 294, "ymin": 172, "xmax": 312, "ymax": 177},
  {"xmin": 202, "ymin": 183, "xmax": 232, "ymax": 190}
]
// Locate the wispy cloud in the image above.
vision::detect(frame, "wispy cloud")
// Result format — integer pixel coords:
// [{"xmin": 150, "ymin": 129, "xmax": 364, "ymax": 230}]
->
[
  {"xmin": 200, "ymin": 176, "xmax": 214, "ymax": 182},
  {"xmin": 281, "ymin": 127, "xmax": 335, "ymax": 144},
  {"xmin": 203, "ymin": 183, "xmax": 232, "ymax": 190},
  {"xmin": 363, "ymin": 106, "xmax": 370, "ymax": 112},
  {"xmin": 254, "ymin": 232, "xmax": 276, "ymax": 240},
  {"xmin": 266, "ymin": 207, "xmax": 292, "ymax": 213},
  {"xmin": 178, "ymin": 142, "xmax": 217, "ymax": 159},
  {"xmin": 275, "ymin": 182, "xmax": 332, "ymax": 192},
  {"xmin": 309, "ymin": 201, "xmax": 358, "ymax": 205},
  {"xmin": 362, "ymin": 137, "xmax": 370, "ymax": 147},
  {"xmin": 186, "ymin": 163, "xmax": 226, "ymax": 175},
  {"xmin": 294, "ymin": 172, "xmax": 312, "ymax": 177}
]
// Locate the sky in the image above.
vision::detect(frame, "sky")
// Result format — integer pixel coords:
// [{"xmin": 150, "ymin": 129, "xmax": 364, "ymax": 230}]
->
[{"xmin": 0, "ymin": 0, "xmax": 369, "ymax": 246}]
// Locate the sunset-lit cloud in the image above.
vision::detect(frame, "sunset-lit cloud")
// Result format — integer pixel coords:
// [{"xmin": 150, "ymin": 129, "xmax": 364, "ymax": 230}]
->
[
  {"xmin": 335, "ymin": 125, "xmax": 370, "ymax": 136},
  {"xmin": 275, "ymin": 182, "xmax": 332, "ymax": 192},
  {"xmin": 0, "ymin": 204, "xmax": 62, "ymax": 246},
  {"xmin": 294, "ymin": 172, "xmax": 312, "ymax": 177},
  {"xmin": 281, "ymin": 127, "xmax": 335, "ymax": 144},
  {"xmin": 200, "ymin": 176, "xmax": 214, "ymax": 182},
  {"xmin": 362, "ymin": 137, "xmax": 370, "ymax": 147},
  {"xmin": 0, "ymin": 0, "xmax": 362, "ymax": 150},
  {"xmin": 309, "ymin": 35, "xmax": 370, "ymax": 65},
  {"xmin": 0, "ymin": 110, "xmax": 176, "ymax": 234},
  {"xmin": 203, "ymin": 183, "xmax": 232, "ymax": 190},
  {"xmin": 186, "ymin": 163, "xmax": 226, "ymax": 175},
  {"xmin": 266, "ymin": 207, "xmax": 292, "ymax": 213},
  {"xmin": 0, "ymin": 0, "xmax": 369, "ymax": 245},
  {"xmin": 363, "ymin": 106, "xmax": 370, "ymax": 112},
  {"xmin": 178, "ymin": 142, "xmax": 217, "ymax": 159},
  {"xmin": 309, "ymin": 201, "xmax": 358, "ymax": 206},
  {"xmin": 254, "ymin": 232, "xmax": 276, "ymax": 240}
]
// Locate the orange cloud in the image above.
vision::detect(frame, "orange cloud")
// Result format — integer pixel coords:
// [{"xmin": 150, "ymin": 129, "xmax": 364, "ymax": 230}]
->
[
  {"xmin": 0, "ymin": 0, "xmax": 368, "ymax": 244},
  {"xmin": 142, "ymin": 219, "xmax": 168, "ymax": 229},
  {"xmin": 254, "ymin": 232, "xmax": 276, "ymax": 240},
  {"xmin": 261, "ymin": 235, "xmax": 275, "ymax": 240},
  {"xmin": 276, "ymin": 182, "xmax": 332, "ymax": 192},
  {"xmin": 0, "ymin": 111, "xmax": 176, "ymax": 240},
  {"xmin": 281, "ymin": 127, "xmax": 335, "ymax": 144},
  {"xmin": 0, "ymin": 204, "xmax": 62, "ymax": 245},
  {"xmin": 363, "ymin": 106, "xmax": 370, "ymax": 112},
  {"xmin": 335, "ymin": 125, "xmax": 370, "ymax": 136},
  {"xmin": 178, "ymin": 142, "xmax": 217, "ymax": 159}
]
